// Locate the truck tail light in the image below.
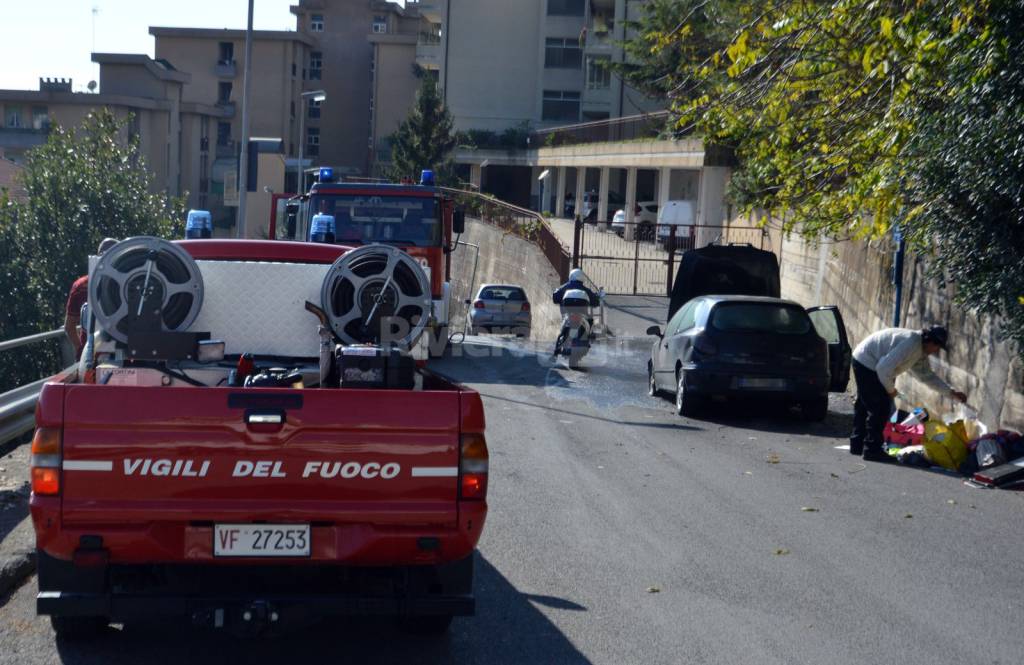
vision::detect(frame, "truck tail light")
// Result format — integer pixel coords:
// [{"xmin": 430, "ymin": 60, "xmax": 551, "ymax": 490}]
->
[
  {"xmin": 521, "ymin": 302, "xmax": 530, "ymax": 312},
  {"xmin": 473, "ymin": 300, "xmax": 485, "ymax": 309},
  {"xmin": 30, "ymin": 427, "xmax": 61, "ymax": 496},
  {"xmin": 459, "ymin": 433, "xmax": 488, "ymax": 500}
]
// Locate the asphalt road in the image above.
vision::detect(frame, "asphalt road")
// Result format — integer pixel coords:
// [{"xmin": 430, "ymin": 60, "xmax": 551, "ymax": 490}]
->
[{"xmin": 2, "ymin": 335, "xmax": 1023, "ymax": 664}]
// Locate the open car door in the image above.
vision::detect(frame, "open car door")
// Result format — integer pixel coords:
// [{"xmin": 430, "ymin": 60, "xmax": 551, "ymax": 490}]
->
[{"xmin": 807, "ymin": 306, "xmax": 852, "ymax": 392}]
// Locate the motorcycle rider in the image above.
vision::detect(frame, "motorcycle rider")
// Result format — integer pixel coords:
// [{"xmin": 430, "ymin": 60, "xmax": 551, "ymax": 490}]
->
[{"xmin": 552, "ymin": 269, "xmax": 601, "ymax": 356}]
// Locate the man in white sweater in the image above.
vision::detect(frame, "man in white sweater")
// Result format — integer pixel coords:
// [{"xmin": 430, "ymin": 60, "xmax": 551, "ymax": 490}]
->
[{"xmin": 850, "ymin": 325, "xmax": 968, "ymax": 462}]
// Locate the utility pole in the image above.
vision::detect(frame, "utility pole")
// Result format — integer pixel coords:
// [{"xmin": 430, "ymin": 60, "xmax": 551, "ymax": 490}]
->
[{"xmin": 235, "ymin": 0, "xmax": 255, "ymax": 238}]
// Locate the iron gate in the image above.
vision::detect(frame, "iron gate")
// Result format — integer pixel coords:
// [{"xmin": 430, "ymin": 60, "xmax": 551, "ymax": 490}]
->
[{"xmin": 573, "ymin": 221, "xmax": 770, "ymax": 296}]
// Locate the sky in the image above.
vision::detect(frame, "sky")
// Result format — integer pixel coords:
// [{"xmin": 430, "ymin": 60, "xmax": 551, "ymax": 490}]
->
[{"xmin": 0, "ymin": 1, "xmax": 304, "ymax": 92}]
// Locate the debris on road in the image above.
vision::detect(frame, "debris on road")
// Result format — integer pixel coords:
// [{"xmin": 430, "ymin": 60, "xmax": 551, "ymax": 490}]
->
[
  {"xmin": 774, "ymin": 548, "xmax": 791, "ymax": 556},
  {"xmin": 646, "ymin": 586, "xmax": 661, "ymax": 594},
  {"xmin": 801, "ymin": 507, "xmax": 819, "ymax": 512},
  {"xmin": 766, "ymin": 453, "xmax": 781, "ymax": 464}
]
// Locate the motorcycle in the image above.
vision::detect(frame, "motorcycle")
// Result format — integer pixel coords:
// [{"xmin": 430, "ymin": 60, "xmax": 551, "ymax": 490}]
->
[{"xmin": 553, "ymin": 289, "xmax": 596, "ymax": 369}]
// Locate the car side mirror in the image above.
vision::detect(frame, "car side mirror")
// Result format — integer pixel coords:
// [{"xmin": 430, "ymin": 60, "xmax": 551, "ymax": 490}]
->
[
  {"xmin": 453, "ymin": 210, "xmax": 466, "ymax": 235},
  {"xmin": 646, "ymin": 325, "xmax": 662, "ymax": 337}
]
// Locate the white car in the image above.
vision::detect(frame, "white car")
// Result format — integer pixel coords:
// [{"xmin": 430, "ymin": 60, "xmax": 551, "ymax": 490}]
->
[
  {"xmin": 656, "ymin": 200, "xmax": 697, "ymax": 249},
  {"xmin": 611, "ymin": 202, "xmax": 657, "ymax": 241}
]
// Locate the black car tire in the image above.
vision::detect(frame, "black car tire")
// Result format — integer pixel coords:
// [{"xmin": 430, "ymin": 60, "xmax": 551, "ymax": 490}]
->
[
  {"xmin": 801, "ymin": 396, "xmax": 829, "ymax": 422},
  {"xmin": 675, "ymin": 371, "xmax": 699, "ymax": 417},
  {"xmin": 648, "ymin": 364, "xmax": 660, "ymax": 397},
  {"xmin": 50, "ymin": 616, "xmax": 107, "ymax": 641}
]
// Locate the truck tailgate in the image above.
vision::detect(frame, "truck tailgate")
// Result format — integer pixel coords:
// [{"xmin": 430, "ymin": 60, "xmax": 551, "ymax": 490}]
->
[{"xmin": 59, "ymin": 385, "xmax": 462, "ymax": 528}]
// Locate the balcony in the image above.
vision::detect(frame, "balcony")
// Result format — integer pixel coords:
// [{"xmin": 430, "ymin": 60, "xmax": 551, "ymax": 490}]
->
[
  {"xmin": 216, "ymin": 101, "xmax": 236, "ymax": 118},
  {"xmin": 214, "ymin": 60, "xmax": 237, "ymax": 78},
  {"xmin": 0, "ymin": 126, "xmax": 50, "ymax": 151},
  {"xmin": 415, "ymin": 41, "xmax": 442, "ymax": 69},
  {"xmin": 215, "ymin": 140, "xmax": 236, "ymax": 159}
]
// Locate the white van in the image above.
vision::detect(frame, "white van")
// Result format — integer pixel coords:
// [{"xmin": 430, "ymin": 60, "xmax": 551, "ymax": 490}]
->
[{"xmin": 656, "ymin": 200, "xmax": 697, "ymax": 249}]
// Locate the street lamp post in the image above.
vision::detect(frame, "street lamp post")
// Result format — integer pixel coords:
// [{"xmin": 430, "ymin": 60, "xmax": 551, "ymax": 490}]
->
[
  {"xmin": 235, "ymin": 0, "xmax": 254, "ymax": 238},
  {"xmin": 297, "ymin": 90, "xmax": 326, "ymax": 194}
]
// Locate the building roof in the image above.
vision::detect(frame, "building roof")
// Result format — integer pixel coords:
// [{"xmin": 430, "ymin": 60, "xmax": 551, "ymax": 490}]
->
[
  {"xmin": 91, "ymin": 53, "xmax": 191, "ymax": 84},
  {"xmin": 149, "ymin": 26, "xmax": 314, "ymax": 46}
]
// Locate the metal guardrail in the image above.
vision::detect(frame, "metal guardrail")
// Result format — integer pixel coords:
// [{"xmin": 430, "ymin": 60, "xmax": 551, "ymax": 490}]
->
[
  {"xmin": 441, "ymin": 187, "xmax": 572, "ymax": 281},
  {"xmin": 0, "ymin": 328, "xmax": 75, "ymax": 447}
]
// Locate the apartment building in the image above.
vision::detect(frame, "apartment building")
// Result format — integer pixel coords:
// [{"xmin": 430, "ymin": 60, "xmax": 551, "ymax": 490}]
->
[
  {"xmin": 414, "ymin": 0, "xmax": 661, "ymax": 133},
  {"xmin": 150, "ymin": 27, "xmax": 312, "ymax": 193},
  {"xmin": 0, "ymin": 57, "xmax": 226, "ymax": 215},
  {"xmin": 287, "ymin": 1, "xmax": 416, "ymax": 176}
]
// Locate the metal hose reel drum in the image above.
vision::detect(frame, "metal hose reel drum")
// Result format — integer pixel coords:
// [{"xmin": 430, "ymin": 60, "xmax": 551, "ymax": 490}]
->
[
  {"xmin": 88, "ymin": 236, "xmax": 204, "ymax": 343},
  {"xmin": 320, "ymin": 244, "xmax": 432, "ymax": 348}
]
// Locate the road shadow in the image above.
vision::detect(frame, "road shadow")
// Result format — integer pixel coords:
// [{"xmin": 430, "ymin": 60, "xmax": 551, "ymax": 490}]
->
[
  {"xmin": 651, "ymin": 394, "xmax": 854, "ymax": 440},
  {"xmin": 479, "ymin": 391, "xmax": 701, "ymax": 432},
  {"xmin": 431, "ymin": 339, "xmax": 574, "ymax": 388},
  {"xmin": 0, "ymin": 482, "xmax": 30, "ymax": 544},
  {"xmin": 53, "ymin": 553, "xmax": 591, "ymax": 665}
]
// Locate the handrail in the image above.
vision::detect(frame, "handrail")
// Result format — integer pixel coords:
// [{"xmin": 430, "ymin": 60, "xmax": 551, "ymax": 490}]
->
[
  {"xmin": 0, "ymin": 328, "xmax": 76, "ymax": 447},
  {"xmin": 0, "ymin": 328, "xmax": 65, "ymax": 353}
]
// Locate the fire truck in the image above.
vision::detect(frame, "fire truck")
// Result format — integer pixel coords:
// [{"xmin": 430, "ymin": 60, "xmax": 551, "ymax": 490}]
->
[{"xmin": 270, "ymin": 169, "xmax": 464, "ymax": 349}]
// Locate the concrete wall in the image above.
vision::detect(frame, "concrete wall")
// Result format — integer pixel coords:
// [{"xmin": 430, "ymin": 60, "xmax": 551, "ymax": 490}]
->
[
  {"xmin": 449, "ymin": 219, "xmax": 564, "ymax": 341},
  {"xmin": 775, "ymin": 231, "xmax": 1024, "ymax": 432}
]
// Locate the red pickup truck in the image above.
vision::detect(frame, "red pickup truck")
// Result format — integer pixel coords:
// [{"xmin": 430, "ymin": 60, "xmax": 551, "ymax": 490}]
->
[{"xmin": 29, "ymin": 237, "xmax": 488, "ymax": 637}]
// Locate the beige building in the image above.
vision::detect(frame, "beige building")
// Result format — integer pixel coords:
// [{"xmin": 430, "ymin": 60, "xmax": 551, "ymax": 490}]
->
[
  {"xmin": 150, "ymin": 27, "xmax": 312, "ymax": 196},
  {"xmin": 415, "ymin": 0, "xmax": 660, "ymax": 133},
  {"xmin": 0, "ymin": 58, "xmax": 227, "ymax": 218}
]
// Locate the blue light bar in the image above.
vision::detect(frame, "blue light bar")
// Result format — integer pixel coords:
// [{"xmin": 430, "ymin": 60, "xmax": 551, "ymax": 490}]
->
[
  {"xmin": 185, "ymin": 209, "xmax": 212, "ymax": 239},
  {"xmin": 420, "ymin": 169, "xmax": 435, "ymax": 186},
  {"xmin": 319, "ymin": 167, "xmax": 334, "ymax": 182}
]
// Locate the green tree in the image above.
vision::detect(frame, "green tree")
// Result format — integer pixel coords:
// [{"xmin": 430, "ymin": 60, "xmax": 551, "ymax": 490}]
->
[
  {"xmin": 621, "ymin": 0, "xmax": 1024, "ymax": 353},
  {"xmin": 0, "ymin": 109, "xmax": 185, "ymax": 391},
  {"xmin": 389, "ymin": 77, "xmax": 457, "ymax": 183}
]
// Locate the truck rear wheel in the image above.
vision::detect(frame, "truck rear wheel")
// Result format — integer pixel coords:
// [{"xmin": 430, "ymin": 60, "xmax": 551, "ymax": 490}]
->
[{"xmin": 50, "ymin": 615, "xmax": 107, "ymax": 641}]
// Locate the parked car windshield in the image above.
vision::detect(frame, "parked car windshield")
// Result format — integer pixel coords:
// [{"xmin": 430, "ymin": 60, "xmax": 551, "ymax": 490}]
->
[
  {"xmin": 709, "ymin": 303, "xmax": 812, "ymax": 335},
  {"xmin": 308, "ymin": 194, "xmax": 441, "ymax": 247}
]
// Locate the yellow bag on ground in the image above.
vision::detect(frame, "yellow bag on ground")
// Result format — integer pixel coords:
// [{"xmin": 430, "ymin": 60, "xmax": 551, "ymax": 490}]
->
[{"xmin": 923, "ymin": 421, "xmax": 968, "ymax": 471}]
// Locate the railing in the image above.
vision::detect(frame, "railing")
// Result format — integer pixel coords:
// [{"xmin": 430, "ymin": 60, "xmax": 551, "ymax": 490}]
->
[
  {"xmin": 530, "ymin": 110, "xmax": 671, "ymax": 148},
  {"xmin": 440, "ymin": 187, "xmax": 571, "ymax": 282},
  {"xmin": 0, "ymin": 329, "xmax": 75, "ymax": 447}
]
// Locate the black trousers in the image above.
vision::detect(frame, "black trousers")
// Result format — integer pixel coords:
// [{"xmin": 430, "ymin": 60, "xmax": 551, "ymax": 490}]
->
[{"xmin": 851, "ymin": 360, "xmax": 893, "ymax": 454}]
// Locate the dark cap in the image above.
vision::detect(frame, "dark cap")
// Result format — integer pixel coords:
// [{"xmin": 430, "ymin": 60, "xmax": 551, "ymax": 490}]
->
[{"xmin": 921, "ymin": 325, "xmax": 948, "ymax": 350}]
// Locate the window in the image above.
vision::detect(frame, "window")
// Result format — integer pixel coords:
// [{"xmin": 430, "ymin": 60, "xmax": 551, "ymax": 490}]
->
[
  {"xmin": 218, "ymin": 81, "xmax": 232, "ymax": 104},
  {"xmin": 31, "ymin": 106, "xmax": 49, "ymax": 130},
  {"xmin": 419, "ymin": 21, "xmax": 442, "ymax": 45},
  {"xmin": 586, "ymin": 55, "xmax": 611, "ymax": 89},
  {"xmin": 542, "ymin": 90, "xmax": 581, "ymax": 122},
  {"xmin": 218, "ymin": 41, "xmax": 234, "ymax": 64},
  {"xmin": 5, "ymin": 107, "xmax": 22, "ymax": 128},
  {"xmin": 545, "ymin": 38, "xmax": 582, "ymax": 69},
  {"xmin": 309, "ymin": 51, "xmax": 322, "ymax": 80},
  {"xmin": 290, "ymin": 100, "xmax": 295, "ymax": 118},
  {"xmin": 292, "ymin": 62, "xmax": 297, "ymax": 77},
  {"xmin": 710, "ymin": 303, "xmax": 813, "ymax": 335},
  {"xmin": 308, "ymin": 98, "xmax": 321, "ymax": 119},
  {"xmin": 666, "ymin": 300, "xmax": 698, "ymax": 336},
  {"xmin": 547, "ymin": 0, "xmax": 584, "ymax": 16},
  {"xmin": 216, "ymin": 121, "xmax": 231, "ymax": 146},
  {"xmin": 372, "ymin": 15, "xmax": 388, "ymax": 33},
  {"xmin": 310, "ymin": 14, "xmax": 324, "ymax": 32},
  {"xmin": 306, "ymin": 127, "xmax": 320, "ymax": 156}
]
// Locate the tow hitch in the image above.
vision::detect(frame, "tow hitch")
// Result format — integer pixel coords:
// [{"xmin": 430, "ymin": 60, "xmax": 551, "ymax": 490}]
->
[{"xmin": 193, "ymin": 600, "xmax": 281, "ymax": 634}]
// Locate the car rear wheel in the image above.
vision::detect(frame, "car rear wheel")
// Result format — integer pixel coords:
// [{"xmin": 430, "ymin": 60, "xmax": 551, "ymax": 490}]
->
[
  {"xmin": 801, "ymin": 396, "xmax": 829, "ymax": 422},
  {"xmin": 675, "ymin": 371, "xmax": 699, "ymax": 417}
]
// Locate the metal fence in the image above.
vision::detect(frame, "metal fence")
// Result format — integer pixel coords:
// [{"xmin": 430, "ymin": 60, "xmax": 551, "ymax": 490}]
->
[{"xmin": 576, "ymin": 221, "xmax": 770, "ymax": 296}]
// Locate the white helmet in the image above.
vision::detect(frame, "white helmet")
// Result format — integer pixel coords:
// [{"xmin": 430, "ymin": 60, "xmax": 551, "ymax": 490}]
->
[{"xmin": 569, "ymin": 268, "xmax": 584, "ymax": 282}]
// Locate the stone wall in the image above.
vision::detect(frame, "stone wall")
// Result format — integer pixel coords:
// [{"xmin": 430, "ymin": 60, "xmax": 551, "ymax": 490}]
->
[
  {"xmin": 773, "ymin": 230, "xmax": 1023, "ymax": 432},
  {"xmin": 449, "ymin": 219, "xmax": 564, "ymax": 341}
]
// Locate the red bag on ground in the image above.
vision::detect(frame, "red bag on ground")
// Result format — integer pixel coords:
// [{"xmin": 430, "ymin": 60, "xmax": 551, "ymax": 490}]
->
[{"xmin": 884, "ymin": 422, "xmax": 925, "ymax": 447}]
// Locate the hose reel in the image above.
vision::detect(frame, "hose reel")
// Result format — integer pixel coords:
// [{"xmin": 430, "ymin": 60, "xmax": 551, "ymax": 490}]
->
[
  {"xmin": 320, "ymin": 244, "xmax": 432, "ymax": 349},
  {"xmin": 88, "ymin": 236, "xmax": 205, "ymax": 343}
]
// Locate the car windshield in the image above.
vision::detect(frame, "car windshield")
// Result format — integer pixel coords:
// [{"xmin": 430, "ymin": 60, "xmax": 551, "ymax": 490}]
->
[
  {"xmin": 308, "ymin": 194, "xmax": 441, "ymax": 247},
  {"xmin": 709, "ymin": 303, "xmax": 811, "ymax": 335}
]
